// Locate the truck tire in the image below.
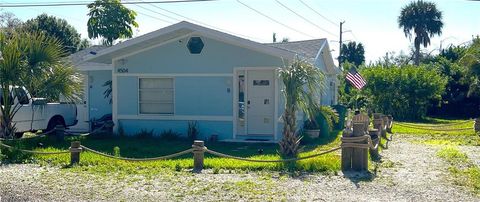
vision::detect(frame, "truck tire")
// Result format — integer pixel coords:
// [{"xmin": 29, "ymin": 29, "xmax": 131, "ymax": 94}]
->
[{"xmin": 46, "ymin": 116, "xmax": 65, "ymax": 132}]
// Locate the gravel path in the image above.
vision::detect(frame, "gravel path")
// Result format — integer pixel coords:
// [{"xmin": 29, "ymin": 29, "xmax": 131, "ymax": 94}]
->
[{"xmin": 0, "ymin": 135, "xmax": 478, "ymax": 201}]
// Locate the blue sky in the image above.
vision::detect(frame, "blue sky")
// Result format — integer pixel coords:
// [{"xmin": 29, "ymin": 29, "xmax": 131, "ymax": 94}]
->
[{"xmin": 2, "ymin": 0, "xmax": 479, "ymax": 63}]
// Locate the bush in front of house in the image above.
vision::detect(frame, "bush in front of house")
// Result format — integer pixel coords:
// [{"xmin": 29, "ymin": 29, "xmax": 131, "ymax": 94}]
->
[{"xmin": 360, "ymin": 64, "xmax": 447, "ymax": 120}]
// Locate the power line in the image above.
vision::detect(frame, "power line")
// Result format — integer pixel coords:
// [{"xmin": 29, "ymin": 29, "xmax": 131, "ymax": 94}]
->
[
  {"xmin": 297, "ymin": 0, "xmax": 339, "ymax": 28},
  {"xmin": 134, "ymin": 3, "xmax": 180, "ymax": 23},
  {"xmin": 274, "ymin": 0, "xmax": 337, "ymax": 38},
  {"xmin": 142, "ymin": 0, "xmax": 266, "ymax": 41},
  {"xmin": 0, "ymin": 0, "xmax": 218, "ymax": 7},
  {"xmin": 236, "ymin": 0, "xmax": 315, "ymax": 38},
  {"xmin": 134, "ymin": 6, "xmax": 175, "ymax": 24}
]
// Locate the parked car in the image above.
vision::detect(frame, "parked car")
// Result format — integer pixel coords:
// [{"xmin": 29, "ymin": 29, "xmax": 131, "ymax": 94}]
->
[{"xmin": 0, "ymin": 86, "xmax": 77, "ymax": 136}]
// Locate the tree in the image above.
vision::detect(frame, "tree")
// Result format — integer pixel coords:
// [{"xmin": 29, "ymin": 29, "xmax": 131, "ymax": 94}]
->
[
  {"xmin": 0, "ymin": 11, "xmax": 22, "ymax": 36},
  {"xmin": 278, "ymin": 58, "xmax": 325, "ymax": 157},
  {"xmin": 0, "ymin": 31, "xmax": 80, "ymax": 138},
  {"xmin": 398, "ymin": 0, "xmax": 443, "ymax": 65},
  {"xmin": 23, "ymin": 14, "xmax": 81, "ymax": 53},
  {"xmin": 460, "ymin": 37, "xmax": 480, "ymax": 97},
  {"xmin": 361, "ymin": 64, "xmax": 447, "ymax": 120},
  {"xmin": 87, "ymin": 0, "xmax": 139, "ymax": 46},
  {"xmin": 340, "ymin": 41, "xmax": 365, "ymax": 67}
]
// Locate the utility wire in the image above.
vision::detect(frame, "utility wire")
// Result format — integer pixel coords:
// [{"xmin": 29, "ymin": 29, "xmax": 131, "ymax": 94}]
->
[
  {"xmin": 143, "ymin": 0, "xmax": 266, "ymax": 41},
  {"xmin": 134, "ymin": 5, "xmax": 175, "ymax": 24},
  {"xmin": 297, "ymin": 0, "xmax": 339, "ymax": 27},
  {"xmin": 274, "ymin": 0, "xmax": 337, "ymax": 38},
  {"xmin": 236, "ymin": 0, "xmax": 315, "ymax": 38},
  {"xmin": 0, "ymin": 0, "xmax": 218, "ymax": 7},
  {"xmin": 134, "ymin": 3, "xmax": 181, "ymax": 23}
]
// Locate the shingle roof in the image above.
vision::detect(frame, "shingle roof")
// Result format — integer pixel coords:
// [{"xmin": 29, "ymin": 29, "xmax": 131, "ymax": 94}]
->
[
  {"xmin": 264, "ymin": 38, "xmax": 326, "ymax": 60},
  {"xmin": 69, "ymin": 45, "xmax": 108, "ymax": 65}
]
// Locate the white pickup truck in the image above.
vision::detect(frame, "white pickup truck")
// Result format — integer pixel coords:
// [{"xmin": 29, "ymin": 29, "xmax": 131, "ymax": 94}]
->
[{"xmin": 0, "ymin": 87, "xmax": 77, "ymax": 136}]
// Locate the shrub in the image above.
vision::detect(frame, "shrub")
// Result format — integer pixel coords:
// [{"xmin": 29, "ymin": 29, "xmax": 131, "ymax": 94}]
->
[
  {"xmin": 187, "ymin": 121, "xmax": 199, "ymax": 140},
  {"xmin": 113, "ymin": 146, "xmax": 120, "ymax": 157},
  {"xmin": 160, "ymin": 129, "xmax": 182, "ymax": 140},
  {"xmin": 361, "ymin": 64, "xmax": 447, "ymax": 120},
  {"xmin": 136, "ymin": 129, "xmax": 155, "ymax": 139}
]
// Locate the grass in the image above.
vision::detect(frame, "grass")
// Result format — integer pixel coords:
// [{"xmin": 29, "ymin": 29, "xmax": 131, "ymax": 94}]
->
[
  {"xmin": 437, "ymin": 147, "xmax": 480, "ymax": 194},
  {"xmin": 0, "ymin": 130, "xmax": 344, "ymax": 175},
  {"xmin": 391, "ymin": 118, "xmax": 479, "ymax": 146}
]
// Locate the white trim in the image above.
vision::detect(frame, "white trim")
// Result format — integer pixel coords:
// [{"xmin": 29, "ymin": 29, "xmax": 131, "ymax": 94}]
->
[
  {"xmin": 232, "ymin": 71, "xmax": 238, "ymax": 140},
  {"xmin": 85, "ymin": 72, "xmax": 90, "ymax": 131},
  {"xmin": 117, "ymin": 114, "xmax": 232, "ymax": 121},
  {"xmin": 274, "ymin": 68, "xmax": 279, "ymax": 141},
  {"xmin": 76, "ymin": 63, "xmax": 112, "ymax": 71},
  {"xmin": 116, "ymin": 73, "xmax": 233, "ymax": 77},
  {"xmin": 112, "ymin": 62, "xmax": 119, "ymax": 133},
  {"xmin": 84, "ymin": 21, "xmax": 295, "ymax": 63}
]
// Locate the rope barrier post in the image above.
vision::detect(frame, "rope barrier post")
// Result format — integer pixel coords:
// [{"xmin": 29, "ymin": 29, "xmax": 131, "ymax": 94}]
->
[
  {"xmin": 192, "ymin": 140, "xmax": 205, "ymax": 173},
  {"xmin": 475, "ymin": 118, "xmax": 480, "ymax": 134},
  {"xmin": 341, "ymin": 130, "xmax": 353, "ymax": 171},
  {"xmin": 55, "ymin": 125, "xmax": 65, "ymax": 141},
  {"xmin": 69, "ymin": 141, "xmax": 82, "ymax": 165},
  {"xmin": 386, "ymin": 115, "xmax": 393, "ymax": 133}
]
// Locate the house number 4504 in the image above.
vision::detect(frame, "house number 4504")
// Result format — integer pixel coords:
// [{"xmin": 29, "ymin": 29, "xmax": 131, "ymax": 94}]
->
[{"xmin": 117, "ymin": 68, "xmax": 128, "ymax": 73}]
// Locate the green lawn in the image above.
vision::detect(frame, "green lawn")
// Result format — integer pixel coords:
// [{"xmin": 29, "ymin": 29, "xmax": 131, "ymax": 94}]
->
[
  {"xmin": 437, "ymin": 147, "xmax": 480, "ymax": 194},
  {"xmin": 391, "ymin": 118, "xmax": 479, "ymax": 146},
  {"xmin": 0, "ymin": 130, "xmax": 343, "ymax": 175}
]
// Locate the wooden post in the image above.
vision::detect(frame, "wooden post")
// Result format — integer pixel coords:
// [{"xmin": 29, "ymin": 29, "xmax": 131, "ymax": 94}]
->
[
  {"xmin": 351, "ymin": 136, "xmax": 369, "ymax": 171},
  {"xmin": 192, "ymin": 140, "xmax": 205, "ymax": 173},
  {"xmin": 55, "ymin": 125, "xmax": 65, "ymax": 141},
  {"xmin": 69, "ymin": 141, "xmax": 82, "ymax": 165},
  {"xmin": 341, "ymin": 130, "xmax": 353, "ymax": 171},
  {"xmin": 386, "ymin": 115, "xmax": 393, "ymax": 133},
  {"xmin": 475, "ymin": 118, "xmax": 480, "ymax": 133}
]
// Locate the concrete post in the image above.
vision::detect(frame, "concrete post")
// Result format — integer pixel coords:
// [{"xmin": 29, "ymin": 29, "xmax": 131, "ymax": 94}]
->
[
  {"xmin": 69, "ymin": 141, "xmax": 82, "ymax": 165},
  {"xmin": 192, "ymin": 140, "xmax": 205, "ymax": 173}
]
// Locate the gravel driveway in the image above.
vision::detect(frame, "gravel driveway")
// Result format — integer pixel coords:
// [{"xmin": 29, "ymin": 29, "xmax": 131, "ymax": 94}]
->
[{"xmin": 0, "ymin": 135, "xmax": 478, "ymax": 201}]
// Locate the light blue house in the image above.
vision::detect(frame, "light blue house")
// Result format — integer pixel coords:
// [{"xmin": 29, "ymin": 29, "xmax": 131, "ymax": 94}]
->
[{"xmin": 74, "ymin": 21, "xmax": 340, "ymax": 142}]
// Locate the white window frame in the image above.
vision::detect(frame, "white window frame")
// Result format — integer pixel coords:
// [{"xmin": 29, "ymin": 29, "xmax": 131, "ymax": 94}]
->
[{"xmin": 138, "ymin": 77, "xmax": 175, "ymax": 115}]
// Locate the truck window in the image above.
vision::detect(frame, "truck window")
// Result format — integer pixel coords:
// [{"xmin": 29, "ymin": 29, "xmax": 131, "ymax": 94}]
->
[{"xmin": 14, "ymin": 88, "xmax": 29, "ymax": 105}]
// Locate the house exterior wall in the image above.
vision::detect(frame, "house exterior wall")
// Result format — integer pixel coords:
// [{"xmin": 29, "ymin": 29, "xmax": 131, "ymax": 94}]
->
[
  {"xmin": 87, "ymin": 70, "xmax": 112, "ymax": 120},
  {"xmin": 113, "ymin": 35, "xmax": 285, "ymax": 140}
]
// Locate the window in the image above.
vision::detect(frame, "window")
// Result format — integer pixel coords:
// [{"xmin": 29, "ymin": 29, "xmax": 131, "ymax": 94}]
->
[
  {"xmin": 253, "ymin": 80, "xmax": 270, "ymax": 86},
  {"xmin": 139, "ymin": 78, "xmax": 174, "ymax": 114},
  {"xmin": 14, "ymin": 88, "xmax": 29, "ymax": 105}
]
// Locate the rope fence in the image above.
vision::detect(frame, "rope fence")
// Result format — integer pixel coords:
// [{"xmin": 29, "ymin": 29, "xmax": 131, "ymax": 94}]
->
[
  {"xmin": 80, "ymin": 145, "xmax": 194, "ymax": 162},
  {"xmin": 204, "ymin": 147, "xmax": 341, "ymax": 163},
  {"xmin": 395, "ymin": 122, "xmax": 474, "ymax": 131}
]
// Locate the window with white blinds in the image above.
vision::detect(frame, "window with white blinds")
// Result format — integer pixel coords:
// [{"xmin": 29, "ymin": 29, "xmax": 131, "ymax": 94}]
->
[{"xmin": 139, "ymin": 78, "xmax": 174, "ymax": 114}]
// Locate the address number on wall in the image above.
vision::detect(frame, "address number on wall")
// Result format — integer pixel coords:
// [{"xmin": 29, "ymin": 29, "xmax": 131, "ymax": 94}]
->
[{"xmin": 117, "ymin": 68, "xmax": 128, "ymax": 73}]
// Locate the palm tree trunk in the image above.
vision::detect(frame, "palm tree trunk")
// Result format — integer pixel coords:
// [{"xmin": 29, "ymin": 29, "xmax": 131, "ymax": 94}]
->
[{"xmin": 414, "ymin": 40, "xmax": 421, "ymax": 65}]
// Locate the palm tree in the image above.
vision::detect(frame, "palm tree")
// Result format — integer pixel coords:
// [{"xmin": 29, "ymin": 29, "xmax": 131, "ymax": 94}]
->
[
  {"xmin": 398, "ymin": 0, "xmax": 443, "ymax": 65},
  {"xmin": 279, "ymin": 57, "xmax": 326, "ymax": 157},
  {"xmin": 0, "ymin": 31, "xmax": 80, "ymax": 138}
]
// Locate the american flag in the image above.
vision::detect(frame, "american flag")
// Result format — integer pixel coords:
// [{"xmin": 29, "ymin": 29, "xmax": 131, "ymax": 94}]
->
[{"xmin": 346, "ymin": 67, "xmax": 366, "ymax": 89}]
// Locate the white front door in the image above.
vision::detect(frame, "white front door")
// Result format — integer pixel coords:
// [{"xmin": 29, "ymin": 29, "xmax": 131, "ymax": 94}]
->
[
  {"xmin": 68, "ymin": 73, "xmax": 90, "ymax": 132},
  {"xmin": 246, "ymin": 70, "xmax": 275, "ymax": 135}
]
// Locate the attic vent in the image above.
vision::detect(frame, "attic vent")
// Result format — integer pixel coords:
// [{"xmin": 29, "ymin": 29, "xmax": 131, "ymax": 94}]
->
[{"xmin": 187, "ymin": 37, "xmax": 204, "ymax": 54}]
